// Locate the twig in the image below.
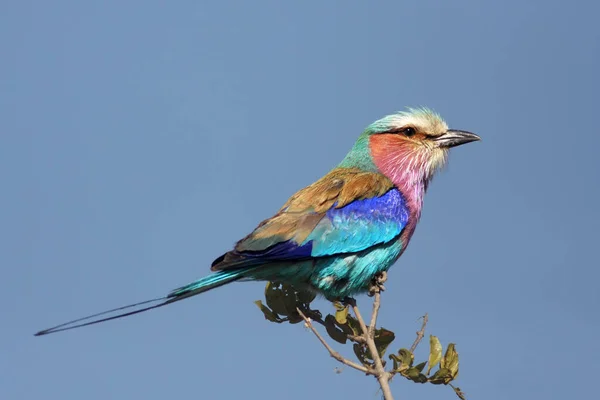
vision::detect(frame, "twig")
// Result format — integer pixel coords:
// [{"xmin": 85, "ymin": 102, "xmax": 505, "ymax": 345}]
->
[
  {"xmin": 390, "ymin": 313, "xmax": 430, "ymax": 382},
  {"xmin": 348, "ymin": 334, "xmax": 367, "ymax": 344},
  {"xmin": 348, "ymin": 272, "xmax": 394, "ymax": 400},
  {"xmin": 409, "ymin": 313, "xmax": 429, "ymax": 354},
  {"xmin": 299, "ymin": 310, "xmax": 365, "ymax": 344},
  {"xmin": 295, "ymin": 272, "xmax": 394, "ymax": 399},
  {"xmin": 351, "ymin": 295, "xmax": 394, "ymax": 400},
  {"xmin": 368, "ymin": 289, "xmax": 380, "ymax": 338},
  {"xmin": 296, "ymin": 307, "xmax": 370, "ymax": 374}
]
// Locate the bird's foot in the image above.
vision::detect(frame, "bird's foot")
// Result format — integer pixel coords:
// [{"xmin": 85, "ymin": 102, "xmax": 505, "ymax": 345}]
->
[
  {"xmin": 368, "ymin": 271, "xmax": 387, "ymax": 297},
  {"xmin": 341, "ymin": 297, "xmax": 356, "ymax": 307}
]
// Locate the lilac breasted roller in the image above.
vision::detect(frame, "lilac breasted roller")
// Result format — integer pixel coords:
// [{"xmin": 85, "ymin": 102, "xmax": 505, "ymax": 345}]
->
[{"xmin": 35, "ymin": 107, "xmax": 479, "ymax": 336}]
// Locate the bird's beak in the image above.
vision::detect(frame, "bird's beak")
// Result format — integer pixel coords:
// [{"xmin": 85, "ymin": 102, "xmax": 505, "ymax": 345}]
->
[{"xmin": 434, "ymin": 129, "xmax": 481, "ymax": 148}]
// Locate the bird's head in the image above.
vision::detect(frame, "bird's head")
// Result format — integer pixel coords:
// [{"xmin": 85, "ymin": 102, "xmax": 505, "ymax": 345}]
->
[{"xmin": 341, "ymin": 107, "xmax": 480, "ymax": 203}]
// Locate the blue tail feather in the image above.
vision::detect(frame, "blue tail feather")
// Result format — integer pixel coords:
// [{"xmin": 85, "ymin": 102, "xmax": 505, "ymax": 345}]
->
[
  {"xmin": 167, "ymin": 270, "xmax": 244, "ymax": 299},
  {"xmin": 34, "ymin": 270, "xmax": 245, "ymax": 336}
]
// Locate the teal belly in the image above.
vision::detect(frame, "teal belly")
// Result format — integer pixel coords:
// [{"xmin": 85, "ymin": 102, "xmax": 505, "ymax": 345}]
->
[
  {"xmin": 246, "ymin": 239, "xmax": 403, "ymax": 299},
  {"xmin": 310, "ymin": 239, "xmax": 402, "ymax": 298}
]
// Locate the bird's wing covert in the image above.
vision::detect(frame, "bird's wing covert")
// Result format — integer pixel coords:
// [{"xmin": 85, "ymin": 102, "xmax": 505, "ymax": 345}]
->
[{"xmin": 211, "ymin": 168, "xmax": 409, "ymax": 271}]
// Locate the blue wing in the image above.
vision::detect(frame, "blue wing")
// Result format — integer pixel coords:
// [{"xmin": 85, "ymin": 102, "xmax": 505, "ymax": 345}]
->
[
  {"xmin": 212, "ymin": 188, "xmax": 410, "ymax": 270},
  {"xmin": 306, "ymin": 188, "xmax": 409, "ymax": 256}
]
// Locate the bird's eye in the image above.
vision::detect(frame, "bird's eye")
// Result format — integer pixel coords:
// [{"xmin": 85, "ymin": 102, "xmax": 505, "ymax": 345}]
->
[{"xmin": 401, "ymin": 127, "xmax": 416, "ymax": 137}]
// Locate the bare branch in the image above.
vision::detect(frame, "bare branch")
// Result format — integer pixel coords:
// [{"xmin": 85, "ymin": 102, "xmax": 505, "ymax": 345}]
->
[
  {"xmin": 348, "ymin": 334, "xmax": 367, "ymax": 344},
  {"xmin": 390, "ymin": 313, "xmax": 430, "ymax": 381},
  {"xmin": 296, "ymin": 307, "xmax": 371, "ymax": 374},
  {"xmin": 262, "ymin": 279, "xmax": 454, "ymax": 400},
  {"xmin": 348, "ymin": 298, "xmax": 369, "ymax": 335},
  {"xmin": 347, "ymin": 272, "xmax": 394, "ymax": 400},
  {"xmin": 368, "ymin": 292, "xmax": 380, "ymax": 338},
  {"xmin": 298, "ymin": 309, "xmax": 365, "ymax": 344},
  {"xmin": 409, "ymin": 313, "xmax": 429, "ymax": 354},
  {"xmin": 369, "ymin": 293, "xmax": 394, "ymax": 400}
]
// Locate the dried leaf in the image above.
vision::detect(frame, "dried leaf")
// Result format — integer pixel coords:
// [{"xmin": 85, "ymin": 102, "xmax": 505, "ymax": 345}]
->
[
  {"xmin": 427, "ymin": 335, "xmax": 443, "ymax": 375},
  {"xmin": 254, "ymin": 300, "xmax": 284, "ymax": 323},
  {"xmin": 452, "ymin": 385, "xmax": 467, "ymax": 400},
  {"xmin": 374, "ymin": 328, "xmax": 396, "ymax": 358},
  {"xmin": 324, "ymin": 315, "xmax": 348, "ymax": 344}
]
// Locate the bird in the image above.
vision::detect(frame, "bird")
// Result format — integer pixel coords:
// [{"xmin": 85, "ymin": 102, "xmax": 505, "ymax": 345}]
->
[{"xmin": 35, "ymin": 107, "xmax": 480, "ymax": 336}]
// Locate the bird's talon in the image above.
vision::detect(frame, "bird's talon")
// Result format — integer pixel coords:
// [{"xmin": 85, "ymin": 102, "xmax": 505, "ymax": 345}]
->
[
  {"xmin": 341, "ymin": 297, "xmax": 356, "ymax": 307},
  {"xmin": 367, "ymin": 272, "xmax": 387, "ymax": 295}
]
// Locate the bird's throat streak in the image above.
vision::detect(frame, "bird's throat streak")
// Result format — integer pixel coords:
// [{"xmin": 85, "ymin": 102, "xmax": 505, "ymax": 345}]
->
[{"xmin": 368, "ymin": 134, "xmax": 432, "ymax": 216}]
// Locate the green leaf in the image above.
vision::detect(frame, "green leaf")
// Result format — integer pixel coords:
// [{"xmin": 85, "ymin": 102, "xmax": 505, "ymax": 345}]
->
[
  {"xmin": 374, "ymin": 327, "xmax": 396, "ymax": 358},
  {"xmin": 303, "ymin": 307, "xmax": 323, "ymax": 322},
  {"xmin": 286, "ymin": 313, "xmax": 304, "ymax": 324},
  {"xmin": 428, "ymin": 368, "xmax": 453, "ymax": 385},
  {"xmin": 389, "ymin": 349, "xmax": 413, "ymax": 373},
  {"xmin": 403, "ymin": 366, "xmax": 428, "ymax": 383},
  {"xmin": 281, "ymin": 284, "xmax": 301, "ymax": 317},
  {"xmin": 335, "ymin": 304, "xmax": 349, "ymax": 325},
  {"xmin": 264, "ymin": 282, "xmax": 290, "ymax": 316},
  {"xmin": 397, "ymin": 349, "xmax": 414, "ymax": 367},
  {"xmin": 331, "ymin": 316, "xmax": 354, "ymax": 336},
  {"xmin": 389, "ymin": 354, "xmax": 400, "ymax": 371},
  {"xmin": 296, "ymin": 288, "xmax": 317, "ymax": 305},
  {"xmin": 442, "ymin": 344, "xmax": 459, "ymax": 379},
  {"xmin": 324, "ymin": 314, "xmax": 348, "ymax": 344},
  {"xmin": 427, "ymin": 335, "xmax": 443, "ymax": 375},
  {"xmin": 414, "ymin": 361, "xmax": 427, "ymax": 373},
  {"xmin": 345, "ymin": 315, "xmax": 362, "ymax": 336},
  {"xmin": 254, "ymin": 300, "xmax": 284, "ymax": 323}
]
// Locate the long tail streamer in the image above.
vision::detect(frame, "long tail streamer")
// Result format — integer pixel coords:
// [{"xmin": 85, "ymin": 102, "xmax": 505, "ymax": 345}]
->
[
  {"xmin": 34, "ymin": 269, "xmax": 244, "ymax": 336},
  {"xmin": 34, "ymin": 297, "xmax": 170, "ymax": 336}
]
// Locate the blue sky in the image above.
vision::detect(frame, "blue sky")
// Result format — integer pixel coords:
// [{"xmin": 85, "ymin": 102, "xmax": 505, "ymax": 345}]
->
[{"xmin": 2, "ymin": 1, "xmax": 599, "ymax": 399}]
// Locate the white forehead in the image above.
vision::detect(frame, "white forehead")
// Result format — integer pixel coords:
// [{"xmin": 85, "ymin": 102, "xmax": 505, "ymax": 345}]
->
[
  {"xmin": 395, "ymin": 108, "xmax": 448, "ymax": 134},
  {"xmin": 369, "ymin": 107, "xmax": 448, "ymax": 135}
]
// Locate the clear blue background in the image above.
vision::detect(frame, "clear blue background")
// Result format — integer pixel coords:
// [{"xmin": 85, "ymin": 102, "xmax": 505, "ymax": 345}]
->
[{"xmin": 2, "ymin": 1, "xmax": 599, "ymax": 399}]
